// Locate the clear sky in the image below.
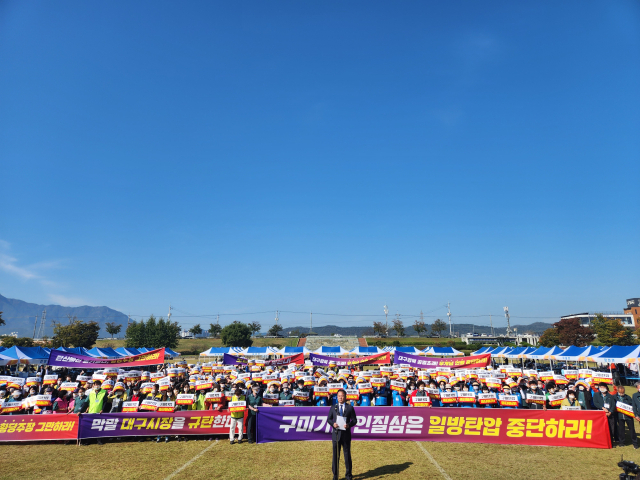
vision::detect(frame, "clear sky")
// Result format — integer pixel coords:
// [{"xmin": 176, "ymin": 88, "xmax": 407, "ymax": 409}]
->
[{"xmin": 1, "ymin": 1, "xmax": 639, "ymax": 332}]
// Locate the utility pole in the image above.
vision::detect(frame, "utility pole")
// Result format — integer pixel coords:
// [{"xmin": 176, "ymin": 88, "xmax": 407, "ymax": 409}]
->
[
  {"xmin": 275, "ymin": 310, "xmax": 279, "ymax": 325},
  {"xmin": 490, "ymin": 314, "xmax": 494, "ymax": 337},
  {"xmin": 37, "ymin": 309, "xmax": 46, "ymax": 339},
  {"xmin": 504, "ymin": 306, "xmax": 511, "ymax": 336},
  {"xmin": 309, "ymin": 311, "xmax": 312, "ymax": 334},
  {"xmin": 168, "ymin": 305, "xmax": 173, "ymax": 321},
  {"xmin": 32, "ymin": 314, "xmax": 38, "ymax": 339},
  {"xmin": 447, "ymin": 302, "xmax": 452, "ymax": 337},
  {"xmin": 383, "ymin": 305, "xmax": 389, "ymax": 336},
  {"xmin": 127, "ymin": 314, "xmax": 130, "ymax": 328}
]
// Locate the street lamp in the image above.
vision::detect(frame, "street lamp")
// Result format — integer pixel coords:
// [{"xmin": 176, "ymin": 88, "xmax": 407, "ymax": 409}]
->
[{"xmin": 383, "ymin": 305, "xmax": 389, "ymax": 336}]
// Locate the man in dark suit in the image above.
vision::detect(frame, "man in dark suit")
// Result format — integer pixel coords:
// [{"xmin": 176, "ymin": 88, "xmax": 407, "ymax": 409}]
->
[{"xmin": 327, "ymin": 389, "xmax": 358, "ymax": 480}]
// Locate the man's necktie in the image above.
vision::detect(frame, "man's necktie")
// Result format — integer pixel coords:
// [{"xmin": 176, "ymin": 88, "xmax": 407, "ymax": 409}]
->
[{"xmin": 340, "ymin": 404, "xmax": 344, "ymax": 416}]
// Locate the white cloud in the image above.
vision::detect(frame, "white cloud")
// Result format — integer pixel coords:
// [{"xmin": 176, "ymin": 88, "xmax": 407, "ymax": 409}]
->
[{"xmin": 0, "ymin": 239, "xmax": 81, "ymax": 306}]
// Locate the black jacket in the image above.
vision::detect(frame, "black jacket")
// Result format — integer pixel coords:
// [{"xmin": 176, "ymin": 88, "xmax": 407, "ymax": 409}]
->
[
  {"xmin": 613, "ymin": 393, "xmax": 633, "ymax": 420},
  {"xmin": 632, "ymin": 391, "xmax": 640, "ymax": 418},
  {"xmin": 327, "ymin": 402, "xmax": 357, "ymax": 442},
  {"xmin": 592, "ymin": 391, "xmax": 615, "ymax": 414}
]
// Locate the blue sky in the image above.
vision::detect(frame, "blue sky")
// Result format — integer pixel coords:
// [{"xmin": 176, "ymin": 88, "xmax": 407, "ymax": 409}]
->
[{"xmin": 1, "ymin": 1, "xmax": 638, "ymax": 332}]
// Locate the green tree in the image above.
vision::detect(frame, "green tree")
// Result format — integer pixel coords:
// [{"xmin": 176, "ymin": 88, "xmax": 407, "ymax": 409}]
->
[
  {"xmin": 0, "ymin": 311, "xmax": 4, "ymax": 327},
  {"xmin": 51, "ymin": 316, "xmax": 100, "ymax": 348},
  {"xmin": 413, "ymin": 319, "xmax": 426, "ymax": 337},
  {"xmin": 220, "ymin": 321, "xmax": 253, "ymax": 347},
  {"xmin": 373, "ymin": 321, "xmax": 387, "ymax": 337},
  {"xmin": 208, "ymin": 322, "xmax": 222, "ymax": 338},
  {"xmin": 189, "ymin": 324, "xmax": 203, "ymax": 337},
  {"xmin": 538, "ymin": 327, "xmax": 560, "ymax": 347},
  {"xmin": 105, "ymin": 322, "xmax": 122, "ymax": 339},
  {"xmin": 268, "ymin": 323, "xmax": 284, "ymax": 337},
  {"xmin": 124, "ymin": 315, "xmax": 180, "ymax": 349},
  {"xmin": 0, "ymin": 336, "xmax": 34, "ymax": 348},
  {"xmin": 392, "ymin": 318, "xmax": 405, "ymax": 337},
  {"xmin": 591, "ymin": 313, "xmax": 635, "ymax": 346},
  {"xmin": 248, "ymin": 322, "xmax": 261, "ymax": 337},
  {"xmin": 431, "ymin": 319, "xmax": 447, "ymax": 337}
]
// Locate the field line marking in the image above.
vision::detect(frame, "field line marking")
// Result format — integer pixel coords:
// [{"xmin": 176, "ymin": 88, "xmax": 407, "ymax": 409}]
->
[
  {"xmin": 164, "ymin": 439, "xmax": 219, "ymax": 480},
  {"xmin": 415, "ymin": 442, "xmax": 453, "ymax": 480}
]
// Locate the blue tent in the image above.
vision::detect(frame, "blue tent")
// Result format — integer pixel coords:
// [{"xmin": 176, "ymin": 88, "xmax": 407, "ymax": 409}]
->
[
  {"xmin": 589, "ymin": 345, "xmax": 638, "ymax": 363},
  {"xmin": 86, "ymin": 347, "xmax": 123, "ymax": 358},
  {"xmin": 524, "ymin": 347, "xmax": 552, "ymax": 359},
  {"xmin": 312, "ymin": 346, "xmax": 349, "ymax": 356},
  {"xmin": 164, "ymin": 348, "xmax": 180, "ymax": 358},
  {"xmin": 392, "ymin": 346, "xmax": 423, "ymax": 355},
  {"xmin": 277, "ymin": 346, "xmax": 311, "ymax": 355},
  {"xmin": 423, "ymin": 346, "xmax": 464, "ymax": 356},
  {"xmin": 200, "ymin": 347, "xmax": 239, "ymax": 356},
  {"xmin": 56, "ymin": 347, "xmax": 92, "ymax": 356},
  {"xmin": 552, "ymin": 346, "xmax": 586, "ymax": 361},
  {"xmin": 115, "ymin": 347, "xmax": 141, "ymax": 356},
  {"xmin": 2, "ymin": 346, "xmax": 50, "ymax": 365},
  {"xmin": 471, "ymin": 346, "xmax": 493, "ymax": 355},
  {"xmin": 348, "ymin": 346, "xmax": 382, "ymax": 355}
]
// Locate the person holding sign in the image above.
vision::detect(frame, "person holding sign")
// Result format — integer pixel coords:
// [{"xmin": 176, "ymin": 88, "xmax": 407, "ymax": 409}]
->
[
  {"xmin": 593, "ymin": 382, "xmax": 616, "ymax": 443},
  {"xmin": 229, "ymin": 387, "xmax": 246, "ymax": 445},
  {"xmin": 614, "ymin": 385, "xmax": 638, "ymax": 449},
  {"xmin": 560, "ymin": 390, "xmax": 582, "ymax": 409},
  {"xmin": 327, "ymin": 389, "xmax": 358, "ymax": 480},
  {"xmin": 246, "ymin": 383, "xmax": 263, "ymax": 444}
]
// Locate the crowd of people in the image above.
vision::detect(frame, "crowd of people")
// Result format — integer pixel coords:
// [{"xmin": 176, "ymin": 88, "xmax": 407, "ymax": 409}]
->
[{"xmin": 1, "ymin": 358, "xmax": 639, "ymax": 447}]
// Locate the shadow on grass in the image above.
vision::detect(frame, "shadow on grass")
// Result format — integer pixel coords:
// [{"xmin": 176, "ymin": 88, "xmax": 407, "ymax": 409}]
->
[{"xmin": 354, "ymin": 461, "xmax": 413, "ymax": 479}]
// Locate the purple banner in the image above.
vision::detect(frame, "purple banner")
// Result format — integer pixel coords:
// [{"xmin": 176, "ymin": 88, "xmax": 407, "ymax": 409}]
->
[
  {"xmin": 48, "ymin": 348, "xmax": 165, "ymax": 369},
  {"xmin": 393, "ymin": 352, "xmax": 491, "ymax": 369},
  {"xmin": 223, "ymin": 353, "xmax": 247, "ymax": 365},
  {"xmin": 257, "ymin": 406, "xmax": 424, "ymax": 443},
  {"xmin": 78, "ymin": 410, "xmax": 244, "ymax": 439},
  {"xmin": 309, "ymin": 352, "xmax": 390, "ymax": 367},
  {"xmin": 255, "ymin": 406, "xmax": 609, "ymax": 449}
]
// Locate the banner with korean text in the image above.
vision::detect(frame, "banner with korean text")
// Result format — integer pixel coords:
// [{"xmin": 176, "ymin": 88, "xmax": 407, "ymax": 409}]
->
[
  {"xmin": 0, "ymin": 414, "xmax": 79, "ymax": 442},
  {"xmin": 222, "ymin": 353, "xmax": 304, "ymax": 366},
  {"xmin": 78, "ymin": 410, "xmax": 246, "ymax": 439},
  {"xmin": 393, "ymin": 352, "xmax": 491, "ymax": 370},
  {"xmin": 309, "ymin": 352, "xmax": 390, "ymax": 367},
  {"xmin": 256, "ymin": 407, "xmax": 610, "ymax": 449},
  {"xmin": 47, "ymin": 348, "xmax": 165, "ymax": 369}
]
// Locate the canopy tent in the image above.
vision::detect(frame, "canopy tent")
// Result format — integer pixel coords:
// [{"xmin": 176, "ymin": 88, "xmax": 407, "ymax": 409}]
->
[
  {"xmin": 542, "ymin": 346, "xmax": 565, "ymax": 359},
  {"xmin": 551, "ymin": 346, "xmax": 587, "ymax": 361},
  {"xmin": 391, "ymin": 346, "xmax": 423, "ymax": 355},
  {"xmin": 471, "ymin": 346, "xmax": 493, "ymax": 355},
  {"xmin": 164, "ymin": 348, "xmax": 180, "ymax": 358},
  {"xmin": 86, "ymin": 347, "xmax": 123, "ymax": 358},
  {"xmin": 0, "ymin": 346, "xmax": 5, "ymax": 353},
  {"xmin": 312, "ymin": 346, "xmax": 350, "ymax": 356},
  {"xmin": 237, "ymin": 347, "xmax": 276, "ymax": 357},
  {"xmin": 55, "ymin": 347, "xmax": 93, "ymax": 356},
  {"xmin": 1, "ymin": 346, "xmax": 50, "ymax": 365},
  {"xmin": 575, "ymin": 346, "xmax": 604, "ymax": 361},
  {"xmin": 199, "ymin": 347, "xmax": 242, "ymax": 356},
  {"xmin": 115, "ymin": 347, "xmax": 141, "ymax": 357},
  {"xmin": 348, "ymin": 346, "xmax": 383, "ymax": 355},
  {"xmin": 503, "ymin": 347, "xmax": 527, "ymax": 359},
  {"xmin": 0, "ymin": 351, "xmax": 15, "ymax": 366},
  {"xmin": 587, "ymin": 345, "xmax": 639, "ymax": 363},
  {"xmin": 524, "ymin": 347, "xmax": 552, "ymax": 360},
  {"xmin": 276, "ymin": 346, "xmax": 310, "ymax": 356},
  {"xmin": 422, "ymin": 347, "xmax": 464, "ymax": 356},
  {"xmin": 489, "ymin": 346, "xmax": 512, "ymax": 357}
]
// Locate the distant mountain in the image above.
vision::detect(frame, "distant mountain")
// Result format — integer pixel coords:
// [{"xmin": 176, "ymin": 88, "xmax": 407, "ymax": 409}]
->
[
  {"xmin": 0, "ymin": 294, "xmax": 129, "ymax": 338},
  {"xmin": 280, "ymin": 321, "xmax": 553, "ymax": 337}
]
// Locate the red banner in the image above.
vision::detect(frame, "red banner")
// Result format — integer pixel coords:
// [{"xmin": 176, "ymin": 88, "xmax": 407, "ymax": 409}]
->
[
  {"xmin": 0, "ymin": 414, "xmax": 79, "ymax": 442},
  {"xmin": 265, "ymin": 353, "xmax": 304, "ymax": 367}
]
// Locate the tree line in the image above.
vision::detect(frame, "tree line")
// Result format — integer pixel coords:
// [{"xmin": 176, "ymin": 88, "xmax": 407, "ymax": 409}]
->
[
  {"xmin": 371, "ymin": 317, "xmax": 448, "ymax": 337},
  {"xmin": 538, "ymin": 314, "xmax": 636, "ymax": 347}
]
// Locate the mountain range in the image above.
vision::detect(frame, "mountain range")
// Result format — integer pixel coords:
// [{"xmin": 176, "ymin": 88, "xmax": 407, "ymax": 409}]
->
[
  {"xmin": 281, "ymin": 322, "xmax": 553, "ymax": 337},
  {"xmin": 0, "ymin": 293, "xmax": 554, "ymax": 339},
  {"xmin": 0, "ymin": 294, "xmax": 129, "ymax": 338}
]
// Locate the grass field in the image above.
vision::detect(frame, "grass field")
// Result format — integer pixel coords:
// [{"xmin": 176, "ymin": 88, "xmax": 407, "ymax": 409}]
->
[{"xmin": 0, "ymin": 435, "xmax": 636, "ymax": 480}]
